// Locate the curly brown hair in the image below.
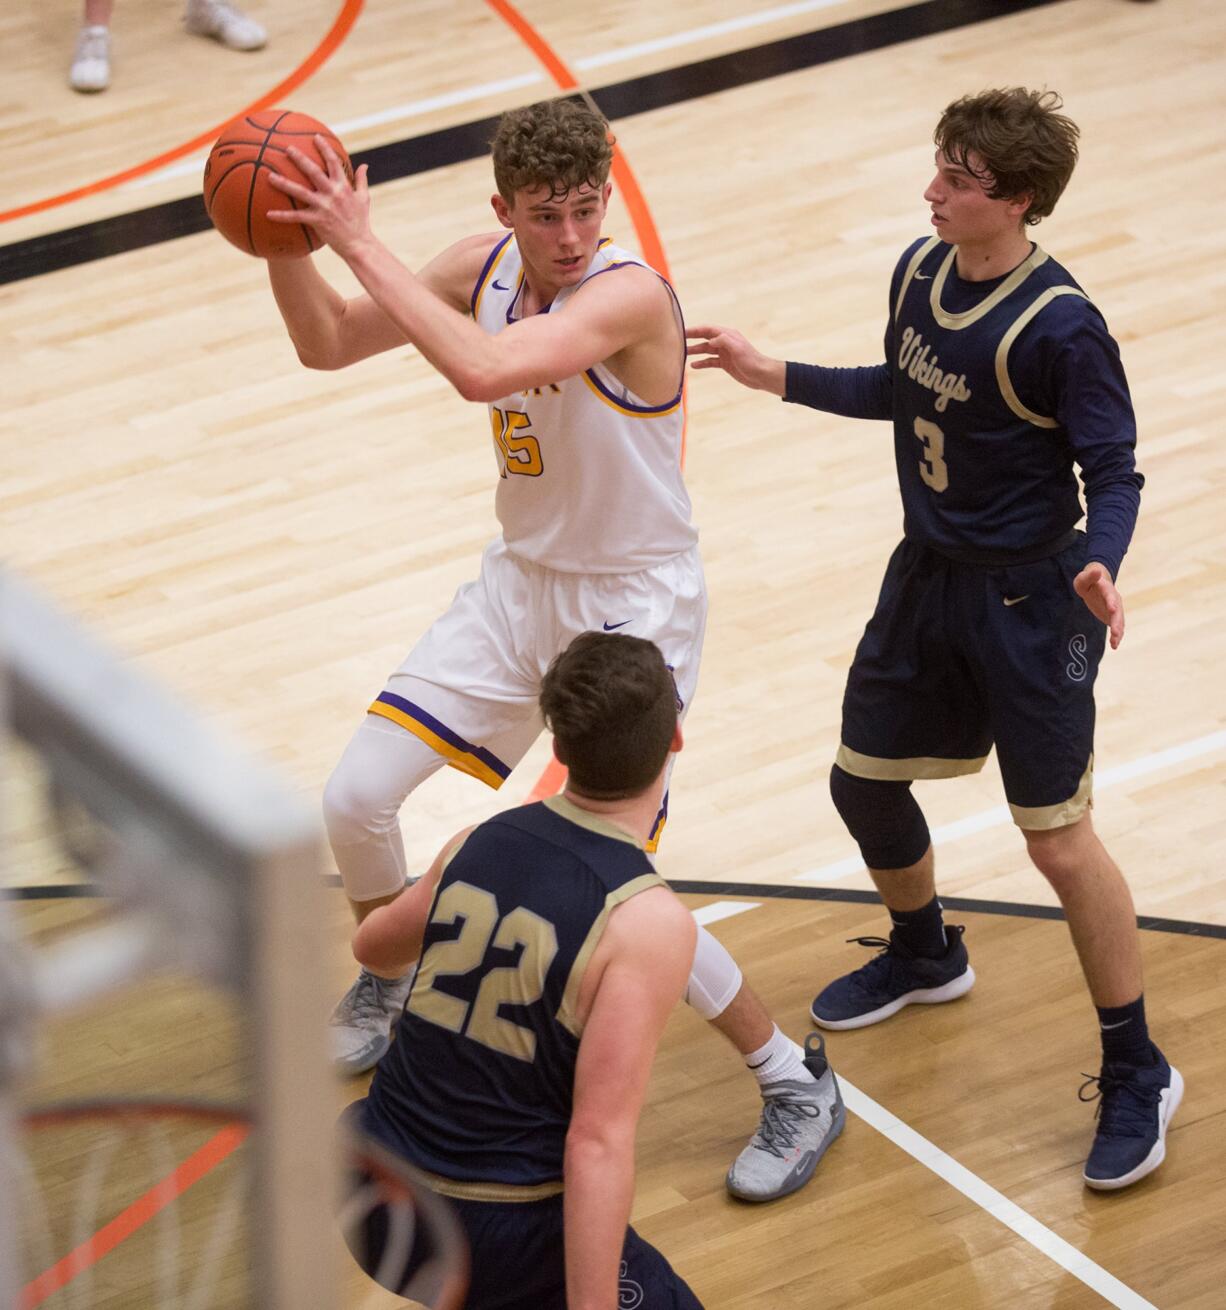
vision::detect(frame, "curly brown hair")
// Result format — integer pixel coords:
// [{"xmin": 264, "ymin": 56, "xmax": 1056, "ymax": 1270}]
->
[
  {"xmin": 491, "ymin": 98, "xmax": 615, "ymax": 203},
  {"xmin": 935, "ymin": 88, "xmax": 1079, "ymax": 226},
  {"xmin": 540, "ymin": 632, "xmax": 677, "ymax": 801}
]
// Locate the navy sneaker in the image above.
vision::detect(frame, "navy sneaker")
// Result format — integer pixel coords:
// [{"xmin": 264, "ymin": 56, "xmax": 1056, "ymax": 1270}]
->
[
  {"xmin": 1081, "ymin": 1047, "xmax": 1183, "ymax": 1190},
  {"xmin": 810, "ymin": 925, "xmax": 974, "ymax": 1030}
]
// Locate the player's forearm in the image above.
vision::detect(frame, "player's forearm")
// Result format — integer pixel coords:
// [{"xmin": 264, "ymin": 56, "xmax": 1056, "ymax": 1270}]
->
[
  {"xmin": 340, "ymin": 235, "xmax": 497, "ymax": 399},
  {"xmin": 784, "ymin": 360, "xmax": 892, "ymax": 419},
  {"xmin": 563, "ymin": 1131, "xmax": 634, "ymax": 1310},
  {"xmin": 267, "ymin": 258, "xmax": 351, "ymax": 369},
  {"xmin": 352, "ymin": 902, "xmax": 423, "ymax": 977},
  {"xmin": 744, "ymin": 354, "xmax": 787, "ymax": 395},
  {"xmin": 1083, "ymin": 474, "xmax": 1142, "ymax": 581}
]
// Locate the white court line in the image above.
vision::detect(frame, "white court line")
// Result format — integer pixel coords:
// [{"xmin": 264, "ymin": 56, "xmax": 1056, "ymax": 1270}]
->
[
  {"xmin": 132, "ymin": 73, "xmax": 547, "ymax": 188},
  {"xmin": 573, "ymin": 0, "xmax": 849, "ymax": 70},
  {"xmin": 692, "ymin": 900, "xmax": 760, "ymax": 926},
  {"xmin": 125, "ymin": 0, "xmax": 850, "ymax": 190},
  {"xmin": 798, "ymin": 728, "xmax": 1226, "ymax": 883},
  {"xmin": 685, "ymin": 896, "xmax": 1156, "ymax": 1303},
  {"xmin": 840, "ymin": 1078, "xmax": 1157, "ymax": 1309}
]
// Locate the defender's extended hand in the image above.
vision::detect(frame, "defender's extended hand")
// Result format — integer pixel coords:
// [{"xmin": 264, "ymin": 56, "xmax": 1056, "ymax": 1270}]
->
[
  {"xmin": 685, "ymin": 324, "xmax": 785, "ymax": 395},
  {"xmin": 1074, "ymin": 561, "xmax": 1125, "ymax": 649},
  {"xmin": 266, "ymin": 136, "xmax": 372, "ymax": 259}
]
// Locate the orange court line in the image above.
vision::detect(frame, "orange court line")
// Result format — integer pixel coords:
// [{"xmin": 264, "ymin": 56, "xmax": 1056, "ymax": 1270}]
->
[
  {"xmin": 0, "ymin": 0, "xmax": 364, "ymax": 225},
  {"xmin": 484, "ymin": 0, "xmax": 689, "ymax": 807},
  {"xmin": 21, "ymin": 1123, "xmax": 249, "ymax": 1308}
]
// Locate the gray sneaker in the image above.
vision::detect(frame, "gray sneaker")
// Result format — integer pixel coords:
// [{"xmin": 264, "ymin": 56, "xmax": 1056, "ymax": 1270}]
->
[
  {"xmin": 726, "ymin": 1032, "xmax": 846, "ymax": 1202},
  {"xmin": 329, "ymin": 967, "xmax": 414, "ymax": 1076}
]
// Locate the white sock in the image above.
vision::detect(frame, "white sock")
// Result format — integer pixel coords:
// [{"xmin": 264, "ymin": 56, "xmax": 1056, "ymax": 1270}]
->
[{"xmin": 743, "ymin": 1026, "xmax": 814, "ymax": 1088}]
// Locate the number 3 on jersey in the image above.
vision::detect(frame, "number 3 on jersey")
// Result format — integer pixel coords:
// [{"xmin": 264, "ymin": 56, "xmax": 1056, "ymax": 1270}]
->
[
  {"xmin": 491, "ymin": 406, "xmax": 544, "ymax": 478},
  {"xmin": 913, "ymin": 416, "xmax": 949, "ymax": 492}
]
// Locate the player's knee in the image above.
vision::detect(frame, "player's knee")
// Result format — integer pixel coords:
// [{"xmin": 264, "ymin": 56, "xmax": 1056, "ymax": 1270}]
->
[
  {"xmin": 1023, "ymin": 821, "xmax": 1090, "ymax": 890},
  {"xmin": 829, "ymin": 764, "xmax": 930, "ymax": 870},
  {"xmin": 685, "ymin": 926, "xmax": 742, "ymax": 1021},
  {"xmin": 322, "ymin": 765, "xmax": 402, "ymax": 848}
]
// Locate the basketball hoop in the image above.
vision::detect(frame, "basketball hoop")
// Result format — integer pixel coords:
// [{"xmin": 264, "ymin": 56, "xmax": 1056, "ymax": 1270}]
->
[{"xmin": 340, "ymin": 1128, "xmax": 471, "ymax": 1310}]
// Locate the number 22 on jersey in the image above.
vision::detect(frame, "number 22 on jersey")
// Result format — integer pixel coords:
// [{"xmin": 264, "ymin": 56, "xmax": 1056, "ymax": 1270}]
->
[
  {"xmin": 491, "ymin": 406, "xmax": 544, "ymax": 478},
  {"xmin": 407, "ymin": 881, "xmax": 559, "ymax": 1062}
]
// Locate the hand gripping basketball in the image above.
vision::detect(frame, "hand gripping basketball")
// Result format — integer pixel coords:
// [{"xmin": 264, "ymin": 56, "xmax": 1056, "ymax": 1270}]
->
[
  {"xmin": 265, "ymin": 135, "xmax": 372, "ymax": 260},
  {"xmin": 203, "ymin": 109, "xmax": 355, "ymax": 260}
]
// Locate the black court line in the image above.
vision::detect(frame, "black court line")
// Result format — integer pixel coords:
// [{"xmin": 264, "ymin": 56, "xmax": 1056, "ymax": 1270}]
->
[
  {"xmin": 6, "ymin": 876, "xmax": 1226, "ymax": 941},
  {"xmin": 0, "ymin": 0, "xmax": 1066, "ymax": 286}
]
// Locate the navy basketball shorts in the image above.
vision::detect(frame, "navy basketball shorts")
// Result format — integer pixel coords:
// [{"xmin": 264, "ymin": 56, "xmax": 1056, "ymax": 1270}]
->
[
  {"xmin": 837, "ymin": 533, "xmax": 1107, "ymax": 829},
  {"xmin": 343, "ymin": 1172, "xmax": 703, "ymax": 1309}
]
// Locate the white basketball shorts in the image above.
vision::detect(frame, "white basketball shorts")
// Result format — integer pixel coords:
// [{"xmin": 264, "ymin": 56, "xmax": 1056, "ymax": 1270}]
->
[{"xmin": 366, "ymin": 537, "xmax": 706, "ymax": 846}]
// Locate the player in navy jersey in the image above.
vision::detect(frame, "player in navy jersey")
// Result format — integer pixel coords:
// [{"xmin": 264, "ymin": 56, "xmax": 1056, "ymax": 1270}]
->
[
  {"xmin": 340, "ymin": 631, "xmax": 842, "ymax": 1308},
  {"xmin": 686, "ymin": 88, "xmax": 1178, "ymax": 1190}
]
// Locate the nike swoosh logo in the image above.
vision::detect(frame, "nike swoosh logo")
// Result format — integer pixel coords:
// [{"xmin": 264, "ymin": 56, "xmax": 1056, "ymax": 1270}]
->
[
  {"xmin": 602, "ymin": 620, "xmax": 632, "ymax": 631},
  {"xmin": 492, "ymin": 279, "xmax": 510, "ymax": 291},
  {"xmin": 914, "ymin": 272, "xmax": 931, "ymax": 280},
  {"xmin": 1099, "ymin": 1019, "xmax": 1132, "ymax": 1031},
  {"xmin": 1003, "ymin": 595, "xmax": 1030, "ymax": 607}
]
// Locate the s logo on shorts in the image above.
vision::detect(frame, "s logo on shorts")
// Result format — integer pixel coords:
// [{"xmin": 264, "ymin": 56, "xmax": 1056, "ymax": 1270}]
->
[
  {"xmin": 618, "ymin": 1261, "xmax": 645, "ymax": 1308},
  {"xmin": 1066, "ymin": 634, "xmax": 1089, "ymax": 682}
]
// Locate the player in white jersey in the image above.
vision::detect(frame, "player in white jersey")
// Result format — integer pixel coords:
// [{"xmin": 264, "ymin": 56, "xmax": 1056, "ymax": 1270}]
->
[{"xmin": 263, "ymin": 98, "xmax": 843, "ymax": 1202}]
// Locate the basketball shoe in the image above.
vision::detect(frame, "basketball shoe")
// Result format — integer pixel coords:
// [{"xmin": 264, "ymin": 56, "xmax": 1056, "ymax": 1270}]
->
[
  {"xmin": 810, "ymin": 924, "xmax": 974, "ymax": 1029},
  {"xmin": 1081, "ymin": 1046, "xmax": 1183, "ymax": 1190},
  {"xmin": 69, "ymin": 25, "xmax": 111, "ymax": 93},
  {"xmin": 726, "ymin": 1033, "xmax": 845, "ymax": 1202},
  {"xmin": 330, "ymin": 967, "xmax": 414, "ymax": 1076},
  {"xmin": 184, "ymin": 0, "xmax": 267, "ymax": 51}
]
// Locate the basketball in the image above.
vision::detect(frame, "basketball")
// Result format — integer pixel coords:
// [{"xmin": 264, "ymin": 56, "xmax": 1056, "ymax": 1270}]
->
[{"xmin": 203, "ymin": 109, "xmax": 353, "ymax": 260}]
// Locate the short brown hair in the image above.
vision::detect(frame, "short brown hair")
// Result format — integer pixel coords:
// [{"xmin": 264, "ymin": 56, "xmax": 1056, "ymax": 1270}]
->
[
  {"xmin": 935, "ymin": 88, "xmax": 1079, "ymax": 225},
  {"xmin": 491, "ymin": 98, "xmax": 615, "ymax": 203},
  {"xmin": 540, "ymin": 632, "xmax": 678, "ymax": 801}
]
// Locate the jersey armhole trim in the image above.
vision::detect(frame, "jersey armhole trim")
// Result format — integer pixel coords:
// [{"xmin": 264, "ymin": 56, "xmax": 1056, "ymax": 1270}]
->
[
  {"xmin": 555, "ymin": 872, "xmax": 667, "ymax": 1037},
  {"xmin": 995, "ymin": 285, "xmax": 1089, "ymax": 429}
]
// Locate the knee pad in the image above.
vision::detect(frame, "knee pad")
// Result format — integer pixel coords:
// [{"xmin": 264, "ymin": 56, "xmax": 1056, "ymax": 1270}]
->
[
  {"xmin": 684, "ymin": 926, "xmax": 743, "ymax": 1021},
  {"xmin": 829, "ymin": 764, "xmax": 930, "ymax": 870}
]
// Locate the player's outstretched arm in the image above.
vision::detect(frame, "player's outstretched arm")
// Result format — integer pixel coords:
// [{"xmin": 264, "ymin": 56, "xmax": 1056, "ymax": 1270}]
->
[
  {"xmin": 564, "ymin": 888, "xmax": 695, "ymax": 1310},
  {"xmin": 351, "ymin": 826, "xmax": 475, "ymax": 975},
  {"xmin": 686, "ymin": 324, "xmax": 786, "ymax": 395}
]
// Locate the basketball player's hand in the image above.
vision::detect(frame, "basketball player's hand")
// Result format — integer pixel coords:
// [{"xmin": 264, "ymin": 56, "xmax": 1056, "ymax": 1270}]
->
[
  {"xmin": 685, "ymin": 325, "xmax": 786, "ymax": 395},
  {"xmin": 266, "ymin": 137, "xmax": 372, "ymax": 259},
  {"xmin": 1074, "ymin": 561, "xmax": 1125, "ymax": 649}
]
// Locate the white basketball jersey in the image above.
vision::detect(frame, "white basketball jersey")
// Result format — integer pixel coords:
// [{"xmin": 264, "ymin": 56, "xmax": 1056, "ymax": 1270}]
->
[{"xmin": 470, "ymin": 235, "xmax": 697, "ymax": 573}]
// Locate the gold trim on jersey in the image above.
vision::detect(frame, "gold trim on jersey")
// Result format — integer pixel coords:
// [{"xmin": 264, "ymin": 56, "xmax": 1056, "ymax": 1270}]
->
[
  {"xmin": 929, "ymin": 244, "xmax": 1050, "ymax": 331},
  {"xmin": 579, "ymin": 367, "xmax": 682, "ymax": 418},
  {"xmin": 893, "ymin": 236, "xmax": 942, "ymax": 322},
  {"xmin": 555, "ymin": 873, "xmax": 667, "ymax": 1038},
  {"xmin": 836, "ymin": 742, "xmax": 988, "ymax": 781},
  {"xmin": 367, "ymin": 700, "xmax": 507, "ymax": 790},
  {"xmin": 413, "ymin": 1165, "xmax": 564, "ymax": 1203},
  {"xmin": 995, "ymin": 285, "xmax": 1089, "ymax": 428},
  {"xmin": 471, "ymin": 235, "xmax": 516, "ymax": 321},
  {"xmin": 544, "ymin": 794, "xmax": 642, "ymax": 846},
  {"xmin": 1009, "ymin": 757, "xmax": 1094, "ymax": 830}
]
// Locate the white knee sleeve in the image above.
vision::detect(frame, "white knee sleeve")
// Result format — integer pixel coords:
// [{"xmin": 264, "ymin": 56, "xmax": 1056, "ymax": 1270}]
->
[
  {"xmin": 322, "ymin": 716, "xmax": 447, "ymax": 902},
  {"xmin": 685, "ymin": 925, "xmax": 743, "ymax": 1021}
]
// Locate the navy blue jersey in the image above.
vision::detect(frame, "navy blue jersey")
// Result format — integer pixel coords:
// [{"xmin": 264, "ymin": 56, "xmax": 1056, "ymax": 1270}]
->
[
  {"xmin": 786, "ymin": 237, "xmax": 1143, "ymax": 577},
  {"xmin": 360, "ymin": 795, "xmax": 663, "ymax": 1199}
]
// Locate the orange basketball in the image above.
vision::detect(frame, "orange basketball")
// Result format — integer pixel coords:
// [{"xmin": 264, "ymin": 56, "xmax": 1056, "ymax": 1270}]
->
[{"xmin": 203, "ymin": 109, "xmax": 353, "ymax": 260}]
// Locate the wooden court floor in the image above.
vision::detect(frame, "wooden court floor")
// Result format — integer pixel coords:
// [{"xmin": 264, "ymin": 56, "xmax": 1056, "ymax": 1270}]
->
[{"xmin": 4, "ymin": 0, "xmax": 1226, "ymax": 1306}]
